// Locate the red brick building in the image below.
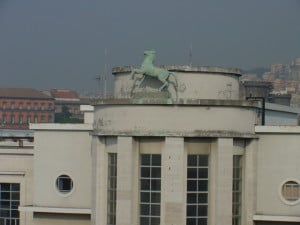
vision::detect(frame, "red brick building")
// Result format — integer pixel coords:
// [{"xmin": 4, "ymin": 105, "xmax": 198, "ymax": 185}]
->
[
  {"xmin": 0, "ymin": 88, "xmax": 55, "ymax": 129},
  {"xmin": 47, "ymin": 89, "xmax": 85, "ymax": 120}
]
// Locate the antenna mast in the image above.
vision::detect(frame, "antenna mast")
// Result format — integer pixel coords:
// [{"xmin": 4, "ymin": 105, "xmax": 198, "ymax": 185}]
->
[
  {"xmin": 103, "ymin": 49, "xmax": 108, "ymax": 97},
  {"xmin": 189, "ymin": 44, "xmax": 193, "ymax": 67}
]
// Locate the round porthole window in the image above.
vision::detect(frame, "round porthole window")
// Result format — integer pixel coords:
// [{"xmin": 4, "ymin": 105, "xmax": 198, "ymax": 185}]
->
[
  {"xmin": 56, "ymin": 175, "xmax": 73, "ymax": 194},
  {"xmin": 280, "ymin": 180, "xmax": 300, "ymax": 205}
]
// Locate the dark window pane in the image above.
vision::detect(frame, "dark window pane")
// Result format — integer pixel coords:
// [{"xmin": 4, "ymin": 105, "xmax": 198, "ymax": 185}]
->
[
  {"xmin": 12, "ymin": 192, "xmax": 20, "ymax": 200},
  {"xmin": 141, "ymin": 155, "xmax": 150, "ymax": 166},
  {"xmin": 151, "ymin": 193, "xmax": 160, "ymax": 203},
  {"xmin": 187, "ymin": 193, "xmax": 197, "ymax": 203},
  {"xmin": 1, "ymin": 192, "xmax": 10, "ymax": 200},
  {"xmin": 198, "ymin": 193, "xmax": 208, "ymax": 204},
  {"xmin": 1, "ymin": 184, "xmax": 10, "ymax": 190},
  {"xmin": 141, "ymin": 168, "xmax": 151, "ymax": 177},
  {"xmin": 187, "ymin": 218, "xmax": 196, "ymax": 225},
  {"xmin": 151, "ymin": 168, "xmax": 161, "ymax": 178},
  {"xmin": 198, "ymin": 205, "xmax": 207, "ymax": 216},
  {"xmin": 151, "ymin": 205, "xmax": 160, "ymax": 216},
  {"xmin": 198, "ymin": 168, "xmax": 208, "ymax": 179},
  {"xmin": 198, "ymin": 155, "xmax": 208, "ymax": 167},
  {"xmin": 140, "ymin": 217, "xmax": 150, "ymax": 225},
  {"xmin": 187, "ymin": 180, "xmax": 197, "ymax": 191},
  {"xmin": 187, "ymin": 168, "xmax": 197, "ymax": 179},
  {"xmin": 188, "ymin": 155, "xmax": 197, "ymax": 166},
  {"xmin": 198, "ymin": 180, "xmax": 208, "ymax": 191},
  {"xmin": 187, "ymin": 205, "xmax": 197, "ymax": 216},
  {"xmin": 151, "ymin": 217, "xmax": 160, "ymax": 225},
  {"xmin": 197, "ymin": 218, "xmax": 207, "ymax": 225},
  {"xmin": 141, "ymin": 192, "xmax": 150, "ymax": 202},
  {"xmin": 141, "ymin": 179, "xmax": 150, "ymax": 190},
  {"xmin": 151, "ymin": 155, "xmax": 161, "ymax": 166},
  {"xmin": 11, "ymin": 184, "xmax": 20, "ymax": 191},
  {"xmin": 140, "ymin": 204, "xmax": 150, "ymax": 215},
  {"xmin": 151, "ymin": 179, "xmax": 161, "ymax": 191}
]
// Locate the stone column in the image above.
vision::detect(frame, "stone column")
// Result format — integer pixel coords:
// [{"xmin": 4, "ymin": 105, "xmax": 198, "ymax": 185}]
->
[
  {"xmin": 210, "ymin": 138, "xmax": 233, "ymax": 225},
  {"xmin": 116, "ymin": 137, "xmax": 138, "ymax": 225},
  {"xmin": 91, "ymin": 136, "xmax": 107, "ymax": 225},
  {"xmin": 162, "ymin": 137, "xmax": 185, "ymax": 225},
  {"xmin": 243, "ymin": 139, "xmax": 257, "ymax": 225}
]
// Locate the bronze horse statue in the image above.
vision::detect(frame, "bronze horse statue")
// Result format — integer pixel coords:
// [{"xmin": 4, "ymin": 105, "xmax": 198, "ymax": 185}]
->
[{"xmin": 130, "ymin": 50, "xmax": 178, "ymax": 91}]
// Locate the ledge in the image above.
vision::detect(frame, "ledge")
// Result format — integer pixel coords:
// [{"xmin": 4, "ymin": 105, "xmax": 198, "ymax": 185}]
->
[
  {"xmin": 92, "ymin": 98, "xmax": 261, "ymax": 108},
  {"xmin": 253, "ymin": 214, "xmax": 300, "ymax": 222},
  {"xmin": 19, "ymin": 206, "xmax": 91, "ymax": 214},
  {"xmin": 255, "ymin": 126, "xmax": 300, "ymax": 134},
  {"xmin": 30, "ymin": 123, "xmax": 93, "ymax": 131},
  {"xmin": 0, "ymin": 149, "xmax": 34, "ymax": 155},
  {"xmin": 0, "ymin": 171, "xmax": 26, "ymax": 176},
  {"xmin": 112, "ymin": 65, "xmax": 241, "ymax": 76},
  {"xmin": 92, "ymin": 130, "xmax": 257, "ymax": 139}
]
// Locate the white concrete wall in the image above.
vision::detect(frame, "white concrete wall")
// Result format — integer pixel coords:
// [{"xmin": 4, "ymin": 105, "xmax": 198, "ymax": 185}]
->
[
  {"xmin": 256, "ymin": 127, "xmax": 300, "ymax": 216},
  {"xmin": 94, "ymin": 105, "xmax": 257, "ymax": 136},
  {"xmin": 33, "ymin": 129, "xmax": 92, "ymax": 208},
  {"xmin": 113, "ymin": 69, "xmax": 240, "ymax": 100},
  {"xmin": 0, "ymin": 146, "xmax": 34, "ymax": 225}
]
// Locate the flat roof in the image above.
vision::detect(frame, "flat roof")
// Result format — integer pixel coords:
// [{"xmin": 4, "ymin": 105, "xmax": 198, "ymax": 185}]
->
[
  {"xmin": 255, "ymin": 126, "xmax": 300, "ymax": 134},
  {"xmin": 0, "ymin": 129, "xmax": 34, "ymax": 138},
  {"xmin": 30, "ymin": 123, "xmax": 92, "ymax": 131},
  {"xmin": 112, "ymin": 65, "xmax": 241, "ymax": 76}
]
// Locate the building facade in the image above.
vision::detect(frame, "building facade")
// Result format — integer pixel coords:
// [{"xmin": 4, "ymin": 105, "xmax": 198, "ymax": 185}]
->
[
  {"xmin": 2, "ymin": 61, "xmax": 300, "ymax": 225},
  {"xmin": 0, "ymin": 88, "xmax": 55, "ymax": 129}
]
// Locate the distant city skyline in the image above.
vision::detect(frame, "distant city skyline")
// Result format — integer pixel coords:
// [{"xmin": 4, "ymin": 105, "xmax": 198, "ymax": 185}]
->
[{"xmin": 1, "ymin": 0, "xmax": 300, "ymax": 94}]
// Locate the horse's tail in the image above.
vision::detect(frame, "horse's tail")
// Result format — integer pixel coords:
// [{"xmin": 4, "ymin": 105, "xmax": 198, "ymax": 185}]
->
[{"xmin": 169, "ymin": 72, "xmax": 178, "ymax": 88}]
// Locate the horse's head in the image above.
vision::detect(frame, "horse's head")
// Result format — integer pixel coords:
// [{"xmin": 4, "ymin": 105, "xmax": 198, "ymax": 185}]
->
[
  {"xmin": 144, "ymin": 50, "xmax": 156, "ymax": 56},
  {"xmin": 143, "ymin": 50, "xmax": 156, "ymax": 63}
]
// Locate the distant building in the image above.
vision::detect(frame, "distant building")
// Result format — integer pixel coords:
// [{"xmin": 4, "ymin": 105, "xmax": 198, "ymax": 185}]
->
[
  {"xmin": 240, "ymin": 80, "xmax": 273, "ymax": 100},
  {"xmin": 0, "ymin": 88, "xmax": 55, "ymax": 129},
  {"xmin": 288, "ymin": 58, "xmax": 300, "ymax": 80},
  {"xmin": 47, "ymin": 89, "xmax": 86, "ymax": 120}
]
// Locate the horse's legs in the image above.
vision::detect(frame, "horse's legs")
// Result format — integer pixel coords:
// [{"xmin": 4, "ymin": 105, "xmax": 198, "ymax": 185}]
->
[
  {"xmin": 130, "ymin": 68, "xmax": 143, "ymax": 80},
  {"xmin": 138, "ymin": 75, "xmax": 146, "ymax": 88},
  {"xmin": 159, "ymin": 81, "xmax": 168, "ymax": 91}
]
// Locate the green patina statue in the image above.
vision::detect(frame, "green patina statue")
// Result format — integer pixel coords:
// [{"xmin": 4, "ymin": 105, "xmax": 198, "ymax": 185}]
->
[{"xmin": 130, "ymin": 50, "xmax": 178, "ymax": 91}]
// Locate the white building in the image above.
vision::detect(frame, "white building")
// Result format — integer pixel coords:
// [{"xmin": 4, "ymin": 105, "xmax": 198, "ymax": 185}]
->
[{"xmin": 1, "ymin": 62, "xmax": 300, "ymax": 225}]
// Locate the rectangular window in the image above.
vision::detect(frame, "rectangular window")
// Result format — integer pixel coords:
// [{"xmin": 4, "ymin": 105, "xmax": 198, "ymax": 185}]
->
[
  {"xmin": 19, "ymin": 115, "xmax": 23, "ymax": 124},
  {"xmin": 10, "ymin": 102, "xmax": 15, "ymax": 110},
  {"xmin": 107, "ymin": 153, "xmax": 117, "ymax": 225},
  {"xmin": 27, "ymin": 103, "xmax": 31, "ymax": 110},
  {"xmin": 27, "ymin": 115, "xmax": 31, "ymax": 124},
  {"xmin": 186, "ymin": 154, "xmax": 209, "ymax": 225},
  {"xmin": 2, "ymin": 114, "xmax": 6, "ymax": 124},
  {"xmin": 2, "ymin": 102, "xmax": 6, "ymax": 110},
  {"xmin": 140, "ymin": 154, "xmax": 161, "ymax": 225},
  {"xmin": 0, "ymin": 183, "xmax": 20, "ymax": 225},
  {"xmin": 11, "ymin": 115, "xmax": 15, "ymax": 124},
  {"xmin": 232, "ymin": 155, "xmax": 242, "ymax": 225},
  {"xmin": 18, "ymin": 103, "xmax": 23, "ymax": 110}
]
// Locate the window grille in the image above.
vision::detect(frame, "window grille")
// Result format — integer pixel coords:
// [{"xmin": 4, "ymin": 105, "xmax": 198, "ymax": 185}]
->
[
  {"xmin": 140, "ymin": 154, "xmax": 161, "ymax": 225},
  {"xmin": 186, "ymin": 155, "xmax": 209, "ymax": 225},
  {"xmin": 0, "ymin": 183, "xmax": 20, "ymax": 225},
  {"xmin": 107, "ymin": 153, "xmax": 117, "ymax": 225},
  {"xmin": 232, "ymin": 155, "xmax": 243, "ymax": 225}
]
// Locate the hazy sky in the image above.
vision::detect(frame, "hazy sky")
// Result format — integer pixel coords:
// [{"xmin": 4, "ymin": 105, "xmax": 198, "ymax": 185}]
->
[{"xmin": 0, "ymin": 0, "xmax": 300, "ymax": 94}]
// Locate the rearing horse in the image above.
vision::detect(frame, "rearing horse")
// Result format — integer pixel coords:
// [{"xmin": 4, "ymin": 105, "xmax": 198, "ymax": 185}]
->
[{"xmin": 130, "ymin": 50, "xmax": 178, "ymax": 91}]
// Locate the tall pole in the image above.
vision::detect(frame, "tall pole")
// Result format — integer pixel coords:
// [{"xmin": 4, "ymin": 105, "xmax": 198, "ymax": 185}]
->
[
  {"xmin": 189, "ymin": 44, "xmax": 193, "ymax": 67},
  {"xmin": 103, "ymin": 49, "xmax": 108, "ymax": 97}
]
